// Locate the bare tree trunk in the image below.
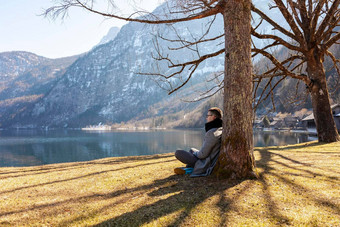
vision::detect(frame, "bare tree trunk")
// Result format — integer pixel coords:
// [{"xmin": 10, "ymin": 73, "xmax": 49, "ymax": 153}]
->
[
  {"xmin": 307, "ymin": 50, "xmax": 340, "ymax": 142},
  {"xmin": 216, "ymin": 0, "xmax": 255, "ymax": 179}
]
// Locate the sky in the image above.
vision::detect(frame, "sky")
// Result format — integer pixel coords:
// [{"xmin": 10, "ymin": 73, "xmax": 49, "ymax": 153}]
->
[{"xmin": 0, "ymin": 0, "xmax": 163, "ymax": 59}]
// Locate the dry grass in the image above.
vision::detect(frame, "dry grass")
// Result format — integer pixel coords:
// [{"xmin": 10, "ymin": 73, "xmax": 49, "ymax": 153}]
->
[{"xmin": 0, "ymin": 141, "xmax": 339, "ymax": 226}]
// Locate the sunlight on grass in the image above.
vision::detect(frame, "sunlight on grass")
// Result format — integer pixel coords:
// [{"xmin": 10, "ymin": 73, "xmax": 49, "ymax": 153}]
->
[
  {"xmin": 143, "ymin": 209, "xmax": 185, "ymax": 227},
  {"xmin": 0, "ymin": 142, "xmax": 339, "ymax": 226}
]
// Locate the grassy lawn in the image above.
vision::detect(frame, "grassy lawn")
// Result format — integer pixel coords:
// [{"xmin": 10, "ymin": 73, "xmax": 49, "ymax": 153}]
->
[{"xmin": 0, "ymin": 141, "xmax": 339, "ymax": 226}]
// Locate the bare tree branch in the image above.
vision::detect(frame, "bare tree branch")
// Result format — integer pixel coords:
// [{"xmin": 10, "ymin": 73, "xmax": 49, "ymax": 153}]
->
[
  {"xmin": 157, "ymin": 15, "xmax": 223, "ymax": 52},
  {"xmin": 310, "ymin": 0, "xmax": 327, "ymax": 35},
  {"xmin": 288, "ymin": 0, "xmax": 304, "ymax": 29},
  {"xmin": 140, "ymin": 31, "xmax": 224, "ymax": 94},
  {"xmin": 43, "ymin": 0, "xmax": 225, "ymax": 24},
  {"xmin": 252, "ymin": 47, "xmax": 310, "ymax": 83},
  {"xmin": 251, "ymin": 29, "xmax": 303, "ymax": 52},
  {"xmin": 253, "ymin": 76, "xmax": 287, "ymax": 111},
  {"xmin": 326, "ymin": 49, "xmax": 340, "ymax": 70},
  {"xmin": 324, "ymin": 32, "xmax": 340, "ymax": 50},
  {"xmin": 181, "ymin": 71, "xmax": 223, "ymax": 102},
  {"xmin": 273, "ymin": 0, "xmax": 305, "ymax": 45},
  {"xmin": 315, "ymin": 0, "xmax": 340, "ymax": 40},
  {"xmin": 251, "ymin": 4, "xmax": 298, "ymax": 41}
]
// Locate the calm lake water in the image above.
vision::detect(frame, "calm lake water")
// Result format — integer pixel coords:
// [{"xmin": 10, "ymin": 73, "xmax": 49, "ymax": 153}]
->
[{"xmin": 0, "ymin": 129, "xmax": 316, "ymax": 167}]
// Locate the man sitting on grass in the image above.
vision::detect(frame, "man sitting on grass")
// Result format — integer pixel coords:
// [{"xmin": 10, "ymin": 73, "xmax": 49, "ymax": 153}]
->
[{"xmin": 174, "ymin": 107, "xmax": 223, "ymax": 177}]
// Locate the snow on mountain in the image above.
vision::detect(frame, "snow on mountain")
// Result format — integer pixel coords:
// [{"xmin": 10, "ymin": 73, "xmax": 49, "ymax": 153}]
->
[
  {"xmin": 2, "ymin": 0, "xmax": 293, "ymax": 128},
  {"xmin": 96, "ymin": 27, "xmax": 120, "ymax": 46},
  {"xmin": 0, "ymin": 52, "xmax": 79, "ymax": 128}
]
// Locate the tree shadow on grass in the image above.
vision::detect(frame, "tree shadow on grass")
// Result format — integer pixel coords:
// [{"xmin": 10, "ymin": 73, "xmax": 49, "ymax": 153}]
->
[
  {"xmin": 266, "ymin": 141, "xmax": 331, "ymax": 151},
  {"xmin": 0, "ymin": 156, "xmax": 178, "ymax": 220},
  {"xmin": 59, "ymin": 144, "xmax": 340, "ymax": 226},
  {"xmin": 256, "ymin": 147, "xmax": 340, "ymax": 223},
  {"xmin": 256, "ymin": 146, "xmax": 340, "ymax": 181},
  {"xmin": 1, "ymin": 153, "xmax": 252, "ymax": 226},
  {"xmin": 2, "ymin": 144, "xmax": 339, "ymax": 226},
  {"xmin": 0, "ymin": 154, "xmax": 174, "ymax": 179},
  {"xmin": 92, "ymin": 175, "xmax": 242, "ymax": 227},
  {"xmin": 0, "ymin": 158, "xmax": 176, "ymax": 195}
]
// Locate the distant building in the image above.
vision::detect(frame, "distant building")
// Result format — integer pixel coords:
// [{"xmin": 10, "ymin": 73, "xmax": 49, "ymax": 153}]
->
[
  {"xmin": 283, "ymin": 116, "xmax": 299, "ymax": 128},
  {"xmin": 302, "ymin": 104, "xmax": 340, "ymax": 134},
  {"xmin": 333, "ymin": 104, "xmax": 340, "ymax": 131},
  {"xmin": 253, "ymin": 117, "xmax": 264, "ymax": 128},
  {"xmin": 269, "ymin": 117, "xmax": 283, "ymax": 129}
]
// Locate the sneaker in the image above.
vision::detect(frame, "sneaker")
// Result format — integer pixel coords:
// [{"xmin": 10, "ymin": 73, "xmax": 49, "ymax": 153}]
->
[
  {"xmin": 184, "ymin": 167, "xmax": 193, "ymax": 174},
  {"xmin": 174, "ymin": 167, "xmax": 186, "ymax": 175}
]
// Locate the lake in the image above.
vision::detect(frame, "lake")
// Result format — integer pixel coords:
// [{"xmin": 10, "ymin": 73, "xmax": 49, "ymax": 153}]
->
[{"xmin": 0, "ymin": 129, "xmax": 316, "ymax": 167}]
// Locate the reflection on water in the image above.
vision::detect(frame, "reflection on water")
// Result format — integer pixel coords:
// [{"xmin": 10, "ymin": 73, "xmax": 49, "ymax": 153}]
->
[
  {"xmin": 0, "ymin": 129, "xmax": 314, "ymax": 167},
  {"xmin": 253, "ymin": 130, "xmax": 313, "ymax": 147}
]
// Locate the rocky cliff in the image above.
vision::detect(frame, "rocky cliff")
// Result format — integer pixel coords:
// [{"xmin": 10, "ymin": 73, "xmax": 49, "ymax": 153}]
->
[{"xmin": 0, "ymin": 52, "xmax": 79, "ymax": 127}]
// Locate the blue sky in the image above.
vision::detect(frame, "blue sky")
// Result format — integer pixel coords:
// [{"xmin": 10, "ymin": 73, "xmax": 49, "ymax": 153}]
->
[{"xmin": 0, "ymin": 0, "xmax": 162, "ymax": 59}]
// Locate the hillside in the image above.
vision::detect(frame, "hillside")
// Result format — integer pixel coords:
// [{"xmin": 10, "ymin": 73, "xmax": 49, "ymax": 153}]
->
[
  {"xmin": 4, "ymin": 2, "xmax": 225, "ymax": 128},
  {"xmin": 0, "ymin": 52, "xmax": 79, "ymax": 128},
  {"xmin": 1, "ymin": 0, "xmax": 339, "ymax": 129}
]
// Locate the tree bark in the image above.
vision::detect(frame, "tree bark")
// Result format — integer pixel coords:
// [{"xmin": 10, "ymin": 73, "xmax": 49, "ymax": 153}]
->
[
  {"xmin": 215, "ymin": 0, "xmax": 255, "ymax": 179},
  {"xmin": 307, "ymin": 49, "xmax": 340, "ymax": 142}
]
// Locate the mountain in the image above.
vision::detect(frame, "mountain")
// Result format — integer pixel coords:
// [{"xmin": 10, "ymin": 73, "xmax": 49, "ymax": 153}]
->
[
  {"xmin": 4, "ymin": 2, "xmax": 227, "ymax": 128},
  {"xmin": 0, "ymin": 52, "xmax": 79, "ymax": 128},
  {"xmin": 97, "ymin": 27, "xmax": 120, "ymax": 46},
  {"xmin": 2, "ymin": 0, "xmax": 338, "ymax": 129}
]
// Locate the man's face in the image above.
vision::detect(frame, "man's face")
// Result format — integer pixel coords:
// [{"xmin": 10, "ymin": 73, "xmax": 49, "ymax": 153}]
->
[{"xmin": 206, "ymin": 111, "xmax": 216, "ymax": 123}]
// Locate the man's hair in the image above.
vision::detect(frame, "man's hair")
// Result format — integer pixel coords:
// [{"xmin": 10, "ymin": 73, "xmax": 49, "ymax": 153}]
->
[{"xmin": 208, "ymin": 107, "xmax": 223, "ymax": 119}]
